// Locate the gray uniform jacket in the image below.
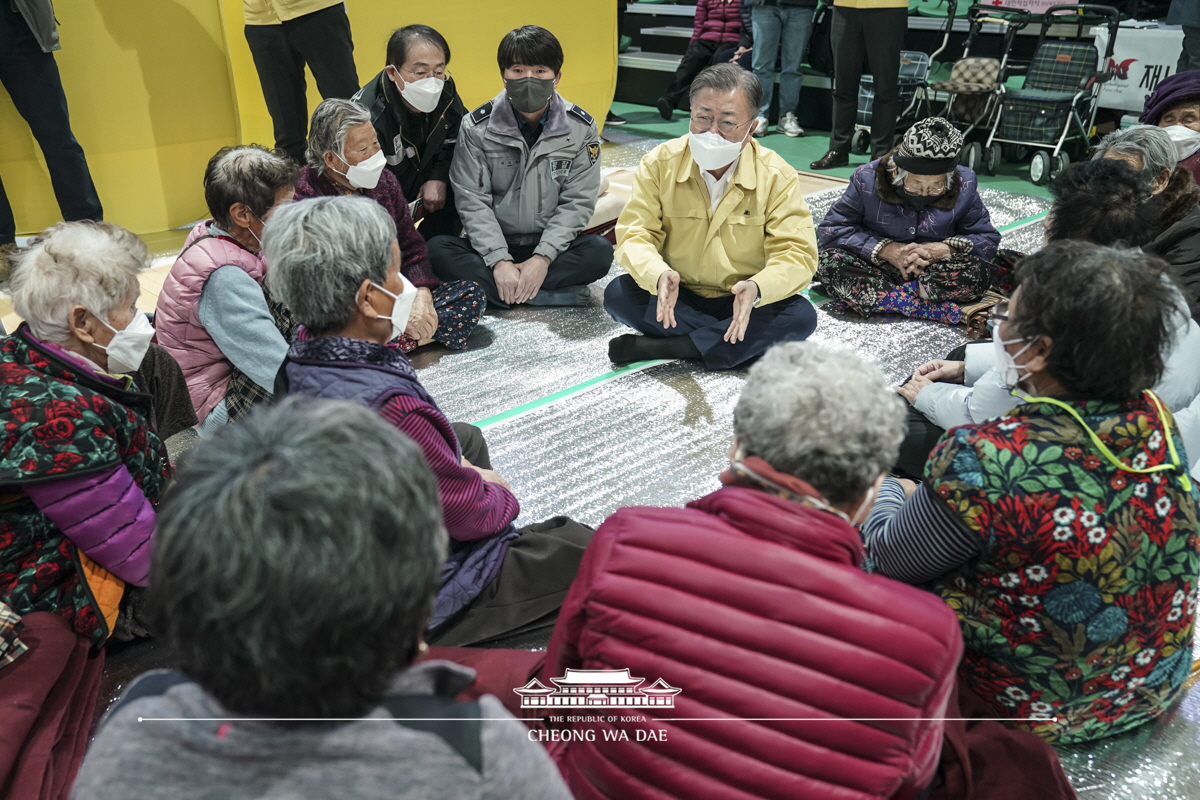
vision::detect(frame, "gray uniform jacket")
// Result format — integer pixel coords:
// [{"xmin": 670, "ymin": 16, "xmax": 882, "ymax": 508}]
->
[
  {"xmin": 13, "ymin": 0, "xmax": 58, "ymax": 52},
  {"xmin": 450, "ymin": 90, "xmax": 602, "ymax": 267}
]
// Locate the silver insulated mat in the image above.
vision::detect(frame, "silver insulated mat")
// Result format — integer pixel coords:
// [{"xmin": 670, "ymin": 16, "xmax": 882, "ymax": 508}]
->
[{"xmin": 405, "ymin": 169, "xmax": 1192, "ymax": 799}]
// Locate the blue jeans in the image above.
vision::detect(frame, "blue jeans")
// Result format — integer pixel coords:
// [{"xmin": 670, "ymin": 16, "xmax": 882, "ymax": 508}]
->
[{"xmin": 751, "ymin": 5, "xmax": 816, "ymax": 118}]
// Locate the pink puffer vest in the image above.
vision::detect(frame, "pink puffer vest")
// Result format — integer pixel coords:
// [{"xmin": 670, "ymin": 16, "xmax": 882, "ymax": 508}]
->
[{"xmin": 154, "ymin": 222, "xmax": 267, "ymax": 420}]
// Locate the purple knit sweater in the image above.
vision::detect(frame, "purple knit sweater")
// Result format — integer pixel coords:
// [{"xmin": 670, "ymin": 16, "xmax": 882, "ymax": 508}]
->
[{"xmin": 295, "ymin": 166, "xmax": 439, "ymax": 289}]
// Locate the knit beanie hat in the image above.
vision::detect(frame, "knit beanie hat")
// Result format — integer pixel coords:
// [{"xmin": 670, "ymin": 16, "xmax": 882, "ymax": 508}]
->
[
  {"xmin": 1139, "ymin": 71, "xmax": 1200, "ymax": 125},
  {"xmin": 893, "ymin": 118, "xmax": 963, "ymax": 175}
]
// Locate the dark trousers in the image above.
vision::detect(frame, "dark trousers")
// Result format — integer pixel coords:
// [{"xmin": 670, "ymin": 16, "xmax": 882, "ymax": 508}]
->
[
  {"xmin": 427, "ymin": 234, "xmax": 614, "ymax": 309},
  {"xmin": 603, "ymin": 273, "xmax": 819, "ymax": 370},
  {"xmin": 244, "ymin": 4, "xmax": 360, "ymax": 164},
  {"xmin": 0, "ymin": 5, "xmax": 103, "ymax": 244},
  {"xmin": 429, "ymin": 423, "xmax": 594, "ymax": 648},
  {"xmin": 1180, "ymin": 26, "xmax": 1200, "ymax": 72},
  {"xmin": 662, "ymin": 39, "xmax": 728, "ymax": 107},
  {"xmin": 829, "ymin": 6, "xmax": 908, "ymax": 158}
]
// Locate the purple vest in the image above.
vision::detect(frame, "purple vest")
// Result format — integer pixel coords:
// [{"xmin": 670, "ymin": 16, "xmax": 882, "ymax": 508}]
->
[{"xmin": 280, "ymin": 336, "xmax": 517, "ymax": 629}]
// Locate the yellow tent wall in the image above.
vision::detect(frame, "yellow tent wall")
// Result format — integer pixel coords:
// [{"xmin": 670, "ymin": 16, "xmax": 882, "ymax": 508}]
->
[{"xmin": 0, "ymin": 0, "xmax": 616, "ymax": 238}]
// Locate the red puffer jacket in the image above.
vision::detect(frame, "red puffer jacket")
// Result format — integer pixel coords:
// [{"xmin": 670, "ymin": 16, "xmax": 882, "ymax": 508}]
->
[
  {"xmin": 543, "ymin": 458, "xmax": 964, "ymax": 800},
  {"xmin": 693, "ymin": 0, "xmax": 742, "ymax": 43}
]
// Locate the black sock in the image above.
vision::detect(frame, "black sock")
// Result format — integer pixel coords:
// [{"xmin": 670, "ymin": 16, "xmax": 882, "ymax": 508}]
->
[{"xmin": 608, "ymin": 334, "xmax": 702, "ymax": 365}]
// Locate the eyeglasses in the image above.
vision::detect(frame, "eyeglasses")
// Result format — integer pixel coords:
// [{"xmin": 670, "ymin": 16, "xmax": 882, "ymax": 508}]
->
[
  {"xmin": 902, "ymin": 179, "xmax": 947, "ymax": 196},
  {"xmin": 689, "ymin": 115, "xmax": 752, "ymax": 137},
  {"xmin": 988, "ymin": 301, "xmax": 1010, "ymax": 326},
  {"xmin": 401, "ymin": 66, "xmax": 450, "ymax": 81}
]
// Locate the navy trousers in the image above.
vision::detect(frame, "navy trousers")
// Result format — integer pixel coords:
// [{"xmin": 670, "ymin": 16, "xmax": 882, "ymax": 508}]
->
[
  {"xmin": 0, "ymin": 6, "xmax": 103, "ymax": 244},
  {"xmin": 604, "ymin": 274, "xmax": 818, "ymax": 370}
]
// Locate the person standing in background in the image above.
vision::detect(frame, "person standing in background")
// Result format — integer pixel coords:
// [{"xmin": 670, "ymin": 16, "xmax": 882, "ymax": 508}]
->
[
  {"xmin": 746, "ymin": 0, "xmax": 816, "ymax": 138},
  {"xmin": 0, "ymin": 0, "xmax": 103, "ymax": 282},
  {"xmin": 810, "ymin": 0, "xmax": 908, "ymax": 169},
  {"xmin": 242, "ymin": 1, "xmax": 360, "ymax": 165},
  {"xmin": 1170, "ymin": 0, "xmax": 1200, "ymax": 73},
  {"xmin": 655, "ymin": 0, "xmax": 743, "ymax": 120}
]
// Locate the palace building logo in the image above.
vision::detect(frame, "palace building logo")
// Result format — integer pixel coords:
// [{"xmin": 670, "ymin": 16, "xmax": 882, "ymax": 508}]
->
[{"xmin": 514, "ymin": 668, "xmax": 682, "ymax": 709}]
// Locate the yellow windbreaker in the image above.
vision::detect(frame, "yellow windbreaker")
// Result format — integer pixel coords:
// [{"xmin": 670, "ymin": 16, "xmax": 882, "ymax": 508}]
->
[
  {"xmin": 615, "ymin": 135, "xmax": 817, "ymax": 306},
  {"xmin": 243, "ymin": 0, "xmax": 344, "ymax": 25}
]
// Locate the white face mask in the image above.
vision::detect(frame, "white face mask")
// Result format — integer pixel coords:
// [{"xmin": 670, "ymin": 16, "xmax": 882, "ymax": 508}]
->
[
  {"xmin": 992, "ymin": 325, "xmax": 1035, "ymax": 390},
  {"xmin": 398, "ymin": 75, "xmax": 444, "ymax": 114},
  {"xmin": 95, "ymin": 311, "xmax": 154, "ymax": 374},
  {"xmin": 371, "ymin": 274, "xmax": 418, "ymax": 340},
  {"xmin": 1163, "ymin": 125, "xmax": 1200, "ymax": 162},
  {"xmin": 688, "ymin": 127, "xmax": 750, "ymax": 172},
  {"xmin": 337, "ymin": 149, "xmax": 387, "ymax": 190}
]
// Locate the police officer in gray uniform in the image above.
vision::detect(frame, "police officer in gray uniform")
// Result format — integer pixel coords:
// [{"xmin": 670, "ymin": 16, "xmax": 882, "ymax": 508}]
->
[{"xmin": 427, "ymin": 26, "xmax": 613, "ymax": 309}]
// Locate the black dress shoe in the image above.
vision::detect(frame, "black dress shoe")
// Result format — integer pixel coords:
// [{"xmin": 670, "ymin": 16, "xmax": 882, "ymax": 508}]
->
[
  {"xmin": 655, "ymin": 97, "xmax": 674, "ymax": 121},
  {"xmin": 810, "ymin": 150, "xmax": 849, "ymax": 170}
]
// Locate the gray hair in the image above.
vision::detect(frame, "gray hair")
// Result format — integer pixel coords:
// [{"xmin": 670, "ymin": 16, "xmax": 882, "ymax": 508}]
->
[
  {"xmin": 203, "ymin": 145, "xmax": 298, "ymax": 232},
  {"xmin": 263, "ymin": 195, "xmax": 397, "ymax": 335},
  {"xmin": 1091, "ymin": 124, "xmax": 1177, "ymax": 186},
  {"xmin": 306, "ymin": 98, "xmax": 372, "ymax": 172},
  {"xmin": 148, "ymin": 396, "xmax": 446, "ymax": 718},
  {"xmin": 734, "ymin": 342, "xmax": 905, "ymax": 503},
  {"xmin": 689, "ymin": 62, "xmax": 763, "ymax": 119},
  {"xmin": 10, "ymin": 221, "xmax": 147, "ymax": 343}
]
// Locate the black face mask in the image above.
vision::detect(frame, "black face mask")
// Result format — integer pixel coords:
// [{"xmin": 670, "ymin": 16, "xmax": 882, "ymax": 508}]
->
[
  {"xmin": 505, "ymin": 77, "xmax": 556, "ymax": 114},
  {"xmin": 899, "ymin": 187, "xmax": 938, "ymax": 211}
]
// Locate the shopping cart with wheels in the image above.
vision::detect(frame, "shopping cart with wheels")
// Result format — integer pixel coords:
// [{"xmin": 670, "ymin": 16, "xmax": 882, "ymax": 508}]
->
[
  {"xmin": 927, "ymin": 4, "xmax": 1033, "ymax": 175},
  {"xmin": 983, "ymin": 4, "xmax": 1120, "ymax": 185}
]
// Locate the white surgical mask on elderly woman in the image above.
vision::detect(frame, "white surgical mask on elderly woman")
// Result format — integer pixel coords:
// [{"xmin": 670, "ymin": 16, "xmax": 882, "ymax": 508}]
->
[
  {"xmin": 1163, "ymin": 125, "xmax": 1200, "ymax": 162},
  {"xmin": 336, "ymin": 149, "xmax": 387, "ymax": 190},
  {"xmin": 371, "ymin": 273, "xmax": 418, "ymax": 340},
  {"xmin": 992, "ymin": 325, "xmax": 1035, "ymax": 390},
  {"xmin": 95, "ymin": 311, "xmax": 154, "ymax": 374}
]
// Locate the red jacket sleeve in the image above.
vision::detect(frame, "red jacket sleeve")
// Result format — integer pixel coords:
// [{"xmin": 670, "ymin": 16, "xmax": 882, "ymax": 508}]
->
[{"xmin": 379, "ymin": 396, "xmax": 519, "ymax": 541}]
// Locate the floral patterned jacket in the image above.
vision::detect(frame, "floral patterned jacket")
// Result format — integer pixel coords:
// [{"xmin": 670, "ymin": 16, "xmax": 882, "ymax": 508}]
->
[
  {"xmin": 926, "ymin": 393, "xmax": 1200, "ymax": 744},
  {"xmin": 0, "ymin": 326, "xmax": 171, "ymax": 646}
]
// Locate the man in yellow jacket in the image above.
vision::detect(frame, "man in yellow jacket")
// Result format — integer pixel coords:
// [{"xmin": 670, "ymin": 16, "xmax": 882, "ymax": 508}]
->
[
  {"xmin": 810, "ymin": 0, "xmax": 910, "ymax": 170},
  {"xmin": 242, "ymin": 0, "xmax": 360, "ymax": 164},
  {"xmin": 606, "ymin": 64, "xmax": 818, "ymax": 370}
]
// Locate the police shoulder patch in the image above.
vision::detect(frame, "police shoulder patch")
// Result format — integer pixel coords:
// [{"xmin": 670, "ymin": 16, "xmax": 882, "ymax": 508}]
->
[
  {"xmin": 469, "ymin": 101, "xmax": 494, "ymax": 125},
  {"xmin": 586, "ymin": 141, "xmax": 601, "ymax": 166},
  {"xmin": 567, "ymin": 104, "xmax": 594, "ymax": 126}
]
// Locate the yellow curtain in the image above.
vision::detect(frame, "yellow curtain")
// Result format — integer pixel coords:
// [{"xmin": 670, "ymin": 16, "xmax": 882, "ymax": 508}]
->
[{"xmin": 0, "ymin": 0, "xmax": 616, "ymax": 237}]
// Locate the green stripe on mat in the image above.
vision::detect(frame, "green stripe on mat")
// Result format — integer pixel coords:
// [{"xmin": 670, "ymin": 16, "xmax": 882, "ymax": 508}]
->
[
  {"xmin": 474, "ymin": 359, "xmax": 669, "ymax": 429},
  {"xmin": 999, "ymin": 210, "xmax": 1048, "ymax": 233}
]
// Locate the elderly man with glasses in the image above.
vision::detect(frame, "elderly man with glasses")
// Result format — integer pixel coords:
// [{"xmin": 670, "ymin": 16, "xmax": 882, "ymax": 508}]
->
[{"xmin": 605, "ymin": 63, "xmax": 819, "ymax": 369}]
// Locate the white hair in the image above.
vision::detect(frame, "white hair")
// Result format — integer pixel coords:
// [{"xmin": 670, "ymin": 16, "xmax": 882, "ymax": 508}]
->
[
  {"xmin": 10, "ymin": 221, "xmax": 147, "ymax": 344},
  {"xmin": 734, "ymin": 341, "xmax": 906, "ymax": 503},
  {"xmin": 306, "ymin": 98, "xmax": 372, "ymax": 172},
  {"xmin": 1091, "ymin": 124, "xmax": 1177, "ymax": 185},
  {"xmin": 263, "ymin": 195, "xmax": 397, "ymax": 335}
]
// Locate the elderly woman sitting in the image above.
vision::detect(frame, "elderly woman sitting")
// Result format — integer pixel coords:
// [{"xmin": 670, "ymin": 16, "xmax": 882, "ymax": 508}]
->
[
  {"xmin": 0, "ymin": 223, "xmax": 172, "ymax": 791},
  {"xmin": 155, "ymin": 145, "xmax": 299, "ymax": 432},
  {"xmin": 817, "ymin": 118, "xmax": 1002, "ymax": 322},
  {"xmin": 866, "ymin": 241, "xmax": 1198, "ymax": 745},
  {"xmin": 74, "ymin": 398, "xmax": 571, "ymax": 800},
  {"xmin": 264, "ymin": 195, "xmax": 592, "ymax": 647},
  {"xmin": 1093, "ymin": 124, "xmax": 1200, "ymax": 322},
  {"xmin": 1140, "ymin": 70, "xmax": 1200, "ymax": 185},
  {"xmin": 294, "ymin": 98, "xmax": 484, "ymax": 353}
]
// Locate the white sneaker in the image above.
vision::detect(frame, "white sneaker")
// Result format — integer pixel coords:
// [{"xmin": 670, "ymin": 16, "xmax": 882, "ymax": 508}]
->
[
  {"xmin": 779, "ymin": 112, "xmax": 804, "ymax": 138},
  {"xmin": 752, "ymin": 115, "xmax": 769, "ymax": 137}
]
